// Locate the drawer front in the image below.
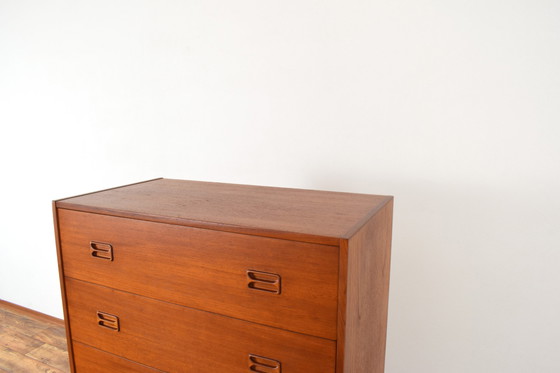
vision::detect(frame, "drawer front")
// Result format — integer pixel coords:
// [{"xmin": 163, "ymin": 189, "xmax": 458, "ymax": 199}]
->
[
  {"xmin": 73, "ymin": 341, "xmax": 164, "ymax": 372},
  {"xmin": 66, "ymin": 278, "xmax": 336, "ymax": 373},
  {"xmin": 58, "ymin": 209, "xmax": 338, "ymax": 339}
]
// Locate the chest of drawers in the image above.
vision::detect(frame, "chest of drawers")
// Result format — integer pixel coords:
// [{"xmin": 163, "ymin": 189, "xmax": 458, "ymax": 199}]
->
[{"xmin": 53, "ymin": 178, "xmax": 393, "ymax": 372}]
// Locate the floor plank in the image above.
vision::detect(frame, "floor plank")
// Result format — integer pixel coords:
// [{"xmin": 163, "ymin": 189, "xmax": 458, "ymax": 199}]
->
[
  {"xmin": 32, "ymin": 328, "xmax": 68, "ymax": 352},
  {"xmin": 0, "ymin": 325, "xmax": 44, "ymax": 354},
  {"xmin": 0, "ymin": 309, "xmax": 51, "ymax": 338},
  {"xmin": 0, "ymin": 346, "xmax": 66, "ymax": 373},
  {"xmin": 0, "ymin": 303, "xmax": 70, "ymax": 373},
  {"xmin": 26, "ymin": 344, "xmax": 70, "ymax": 372}
]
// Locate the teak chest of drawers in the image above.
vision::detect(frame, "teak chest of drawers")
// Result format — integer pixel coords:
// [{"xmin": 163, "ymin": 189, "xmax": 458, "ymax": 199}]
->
[{"xmin": 53, "ymin": 178, "xmax": 393, "ymax": 373}]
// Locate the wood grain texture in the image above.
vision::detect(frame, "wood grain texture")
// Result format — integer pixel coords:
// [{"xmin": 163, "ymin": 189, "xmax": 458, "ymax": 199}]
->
[
  {"xmin": 58, "ymin": 209, "xmax": 339, "ymax": 339},
  {"xmin": 52, "ymin": 202, "xmax": 75, "ymax": 372},
  {"xmin": 0, "ymin": 301, "xmax": 70, "ymax": 373},
  {"xmin": 55, "ymin": 178, "xmax": 391, "ymax": 246},
  {"xmin": 0, "ymin": 325, "xmax": 44, "ymax": 354},
  {"xmin": 54, "ymin": 178, "xmax": 394, "ymax": 372},
  {"xmin": 65, "ymin": 278, "xmax": 336, "ymax": 373},
  {"xmin": 73, "ymin": 342, "xmax": 163, "ymax": 373},
  {"xmin": 0, "ymin": 300, "xmax": 63, "ymax": 327},
  {"xmin": 0, "ymin": 346, "xmax": 66, "ymax": 373},
  {"xmin": 32, "ymin": 328, "xmax": 68, "ymax": 352},
  {"xmin": 0, "ymin": 307, "xmax": 54, "ymax": 339},
  {"xmin": 53, "ymin": 178, "xmax": 162, "ymax": 203},
  {"xmin": 336, "ymin": 239, "xmax": 349, "ymax": 373},
  {"xmin": 339, "ymin": 198, "xmax": 393, "ymax": 373},
  {"xmin": 26, "ymin": 344, "xmax": 69, "ymax": 372}
]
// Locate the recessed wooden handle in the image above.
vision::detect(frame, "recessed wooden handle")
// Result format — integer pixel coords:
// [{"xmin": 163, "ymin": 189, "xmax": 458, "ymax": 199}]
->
[
  {"xmin": 249, "ymin": 354, "xmax": 281, "ymax": 372},
  {"xmin": 97, "ymin": 311, "xmax": 119, "ymax": 331},
  {"xmin": 90, "ymin": 241, "xmax": 113, "ymax": 261},
  {"xmin": 247, "ymin": 270, "xmax": 281, "ymax": 295}
]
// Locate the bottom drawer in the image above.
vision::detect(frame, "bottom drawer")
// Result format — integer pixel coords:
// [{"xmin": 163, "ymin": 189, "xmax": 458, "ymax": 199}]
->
[
  {"xmin": 65, "ymin": 278, "xmax": 336, "ymax": 372},
  {"xmin": 73, "ymin": 341, "xmax": 163, "ymax": 372}
]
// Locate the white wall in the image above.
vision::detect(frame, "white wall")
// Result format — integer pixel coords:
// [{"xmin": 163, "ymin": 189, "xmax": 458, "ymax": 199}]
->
[{"xmin": 1, "ymin": 1, "xmax": 559, "ymax": 372}]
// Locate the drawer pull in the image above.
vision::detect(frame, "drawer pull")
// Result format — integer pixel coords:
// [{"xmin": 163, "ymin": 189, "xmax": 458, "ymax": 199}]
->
[
  {"xmin": 90, "ymin": 241, "xmax": 113, "ymax": 261},
  {"xmin": 247, "ymin": 270, "xmax": 281, "ymax": 295},
  {"xmin": 97, "ymin": 311, "xmax": 120, "ymax": 331},
  {"xmin": 249, "ymin": 354, "xmax": 281, "ymax": 372}
]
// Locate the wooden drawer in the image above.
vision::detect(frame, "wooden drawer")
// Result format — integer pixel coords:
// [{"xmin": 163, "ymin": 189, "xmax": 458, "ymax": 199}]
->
[
  {"xmin": 73, "ymin": 342, "xmax": 164, "ymax": 372},
  {"xmin": 66, "ymin": 278, "xmax": 336, "ymax": 373},
  {"xmin": 58, "ymin": 209, "xmax": 338, "ymax": 339}
]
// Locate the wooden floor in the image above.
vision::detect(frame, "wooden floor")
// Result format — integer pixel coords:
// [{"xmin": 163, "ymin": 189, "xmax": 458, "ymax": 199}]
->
[{"xmin": 0, "ymin": 301, "xmax": 70, "ymax": 373}]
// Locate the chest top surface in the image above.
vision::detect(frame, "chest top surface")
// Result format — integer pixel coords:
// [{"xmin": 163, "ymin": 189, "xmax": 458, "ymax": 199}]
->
[{"xmin": 55, "ymin": 178, "xmax": 392, "ymax": 246}]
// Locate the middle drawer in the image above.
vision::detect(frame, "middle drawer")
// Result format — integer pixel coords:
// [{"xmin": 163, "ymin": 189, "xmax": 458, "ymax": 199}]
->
[
  {"xmin": 58, "ymin": 209, "xmax": 339, "ymax": 339},
  {"xmin": 66, "ymin": 278, "xmax": 336, "ymax": 372}
]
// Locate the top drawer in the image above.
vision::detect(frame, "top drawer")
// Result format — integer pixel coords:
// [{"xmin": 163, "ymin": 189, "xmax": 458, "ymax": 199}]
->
[{"xmin": 57, "ymin": 209, "xmax": 339, "ymax": 339}]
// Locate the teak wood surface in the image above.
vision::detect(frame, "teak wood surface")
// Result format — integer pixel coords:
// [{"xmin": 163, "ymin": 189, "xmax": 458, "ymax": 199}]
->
[
  {"xmin": 66, "ymin": 278, "xmax": 336, "ymax": 372},
  {"xmin": 337, "ymin": 200, "xmax": 393, "ymax": 373},
  {"xmin": 58, "ymin": 208, "xmax": 339, "ymax": 339},
  {"xmin": 53, "ymin": 178, "xmax": 393, "ymax": 373},
  {"xmin": 55, "ymin": 178, "xmax": 391, "ymax": 246},
  {"xmin": 73, "ymin": 342, "xmax": 164, "ymax": 373}
]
